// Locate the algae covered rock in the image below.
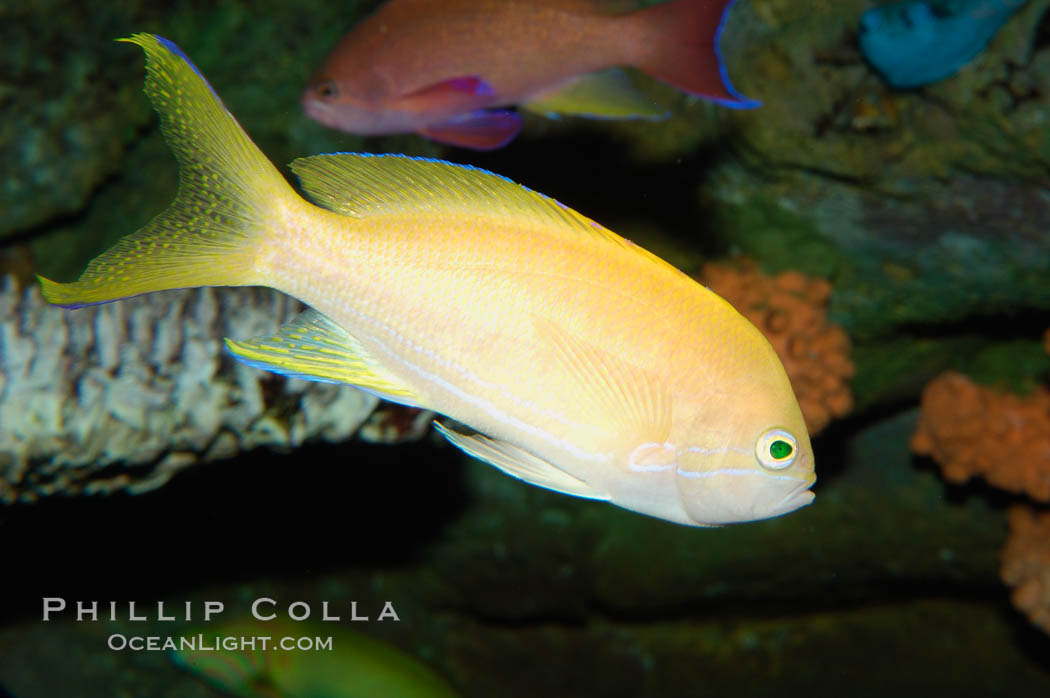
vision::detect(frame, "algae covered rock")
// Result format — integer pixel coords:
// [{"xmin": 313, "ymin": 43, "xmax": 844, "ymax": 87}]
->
[
  {"xmin": 730, "ymin": 0, "xmax": 1050, "ymax": 183},
  {"xmin": 697, "ymin": 0, "xmax": 1050, "ymax": 340},
  {"xmin": 0, "ymin": 2, "xmax": 151, "ymax": 239}
]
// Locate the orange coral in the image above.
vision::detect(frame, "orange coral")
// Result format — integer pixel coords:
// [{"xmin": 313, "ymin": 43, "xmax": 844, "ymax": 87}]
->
[
  {"xmin": 1001, "ymin": 505, "xmax": 1050, "ymax": 636},
  {"xmin": 914, "ymin": 335, "xmax": 1050, "ymax": 637},
  {"xmin": 699, "ymin": 260, "xmax": 854, "ymax": 435},
  {"xmin": 911, "ymin": 372, "xmax": 1050, "ymax": 502}
]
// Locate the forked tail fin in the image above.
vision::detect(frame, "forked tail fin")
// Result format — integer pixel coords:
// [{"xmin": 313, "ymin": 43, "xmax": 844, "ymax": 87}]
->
[
  {"xmin": 39, "ymin": 33, "xmax": 295, "ymax": 308},
  {"xmin": 632, "ymin": 0, "xmax": 759, "ymax": 109}
]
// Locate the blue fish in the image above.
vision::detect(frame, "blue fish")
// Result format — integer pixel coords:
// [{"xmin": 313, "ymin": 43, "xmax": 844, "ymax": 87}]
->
[{"xmin": 859, "ymin": 0, "xmax": 1028, "ymax": 88}]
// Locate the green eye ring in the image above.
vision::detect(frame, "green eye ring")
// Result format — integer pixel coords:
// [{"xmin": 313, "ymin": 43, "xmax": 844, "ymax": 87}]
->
[{"xmin": 756, "ymin": 429, "xmax": 798, "ymax": 471}]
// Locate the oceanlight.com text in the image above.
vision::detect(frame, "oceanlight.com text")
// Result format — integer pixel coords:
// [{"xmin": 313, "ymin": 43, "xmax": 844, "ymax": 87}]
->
[{"xmin": 107, "ymin": 633, "xmax": 334, "ymax": 652}]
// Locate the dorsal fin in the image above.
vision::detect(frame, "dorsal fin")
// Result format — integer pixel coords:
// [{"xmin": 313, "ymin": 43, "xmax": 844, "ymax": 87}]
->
[{"xmin": 289, "ymin": 153, "xmax": 630, "ymax": 247}]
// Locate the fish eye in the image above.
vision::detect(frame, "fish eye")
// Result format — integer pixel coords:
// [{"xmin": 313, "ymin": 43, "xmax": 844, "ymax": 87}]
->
[
  {"xmin": 755, "ymin": 428, "xmax": 798, "ymax": 471},
  {"xmin": 314, "ymin": 79, "xmax": 339, "ymax": 100}
]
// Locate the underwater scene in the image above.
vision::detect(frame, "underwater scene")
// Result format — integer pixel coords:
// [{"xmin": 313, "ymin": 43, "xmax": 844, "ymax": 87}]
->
[{"xmin": 1, "ymin": 0, "xmax": 1050, "ymax": 695}]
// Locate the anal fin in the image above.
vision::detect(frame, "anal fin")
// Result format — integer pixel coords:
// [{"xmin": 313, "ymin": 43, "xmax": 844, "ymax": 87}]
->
[
  {"xmin": 418, "ymin": 109, "xmax": 522, "ymax": 150},
  {"xmin": 434, "ymin": 422, "xmax": 609, "ymax": 501},
  {"xmin": 225, "ymin": 309, "xmax": 423, "ymax": 406}
]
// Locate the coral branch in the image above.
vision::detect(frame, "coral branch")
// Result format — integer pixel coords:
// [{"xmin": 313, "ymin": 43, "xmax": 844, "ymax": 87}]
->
[
  {"xmin": 699, "ymin": 261, "xmax": 854, "ymax": 435},
  {"xmin": 0, "ymin": 276, "xmax": 383, "ymax": 504}
]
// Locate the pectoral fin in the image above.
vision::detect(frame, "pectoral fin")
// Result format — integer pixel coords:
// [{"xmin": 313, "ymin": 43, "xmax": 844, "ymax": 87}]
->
[
  {"xmin": 434, "ymin": 422, "xmax": 609, "ymax": 501},
  {"xmin": 394, "ymin": 75, "xmax": 495, "ymax": 111},
  {"xmin": 224, "ymin": 309, "xmax": 423, "ymax": 406},
  {"xmin": 533, "ymin": 316, "xmax": 673, "ymax": 446}
]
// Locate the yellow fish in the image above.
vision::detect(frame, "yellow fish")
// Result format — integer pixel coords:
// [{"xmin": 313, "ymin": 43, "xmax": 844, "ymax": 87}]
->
[{"xmin": 39, "ymin": 35, "xmax": 815, "ymax": 526}]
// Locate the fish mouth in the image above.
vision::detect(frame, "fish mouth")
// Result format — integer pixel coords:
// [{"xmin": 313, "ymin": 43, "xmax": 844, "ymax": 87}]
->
[
  {"xmin": 772, "ymin": 478, "xmax": 815, "ymax": 516},
  {"xmin": 301, "ymin": 94, "xmax": 400, "ymax": 135},
  {"xmin": 301, "ymin": 96, "xmax": 340, "ymax": 129},
  {"xmin": 678, "ymin": 469, "xmax": 816, "ymax": 525}
]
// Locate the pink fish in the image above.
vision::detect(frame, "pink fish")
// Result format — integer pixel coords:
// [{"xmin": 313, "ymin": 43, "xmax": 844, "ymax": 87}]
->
[{"xmin": 302, "ymin": 0, "xmax": 757, "ymax": 150}]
